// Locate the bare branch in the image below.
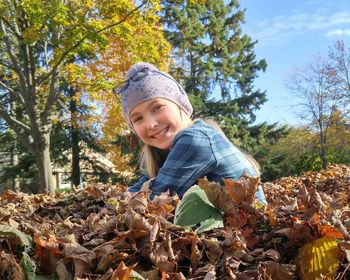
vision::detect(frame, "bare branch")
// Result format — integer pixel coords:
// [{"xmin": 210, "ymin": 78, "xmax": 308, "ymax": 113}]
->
[
  {"xmin": 0, "ymin": 80, "xmax": 15, "ymax": 94},
  {"xmin": 0, "ymin": 16, "xmax": 21, "ymax": 41},
  {"xmin": 0, "ymin": 59, "xmax": 14, "ymax": 69},
  {"xmin": 0, "ymin": 80, "xmax": 26, "ymax": 106},
  {"xmin": 0, "ymin": 106, "xmax": 31, "ymax": 132},
  {"xmin": 42, "ymin": 69, "xmax": 59, "ymax": 124},
  {"xmin": 0, "ymin": 18, "xmax": 28, "ymax": 92}
]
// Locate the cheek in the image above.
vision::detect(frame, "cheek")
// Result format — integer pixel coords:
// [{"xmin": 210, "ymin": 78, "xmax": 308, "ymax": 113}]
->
[{"xmin": 133, "ymin": 125, "xmax": 145, "ymax": 139}]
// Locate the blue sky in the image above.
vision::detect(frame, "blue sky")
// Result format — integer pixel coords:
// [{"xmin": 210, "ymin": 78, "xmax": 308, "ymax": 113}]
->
[{"xmin": 239, "ymin": 0, "xmax": 350, "ymax": 126}]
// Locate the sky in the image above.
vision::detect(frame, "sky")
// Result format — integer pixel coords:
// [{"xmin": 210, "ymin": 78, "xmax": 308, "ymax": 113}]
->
[{"xmin": 239, "ymin": 0, "xmax": 350, "ymax": 126}]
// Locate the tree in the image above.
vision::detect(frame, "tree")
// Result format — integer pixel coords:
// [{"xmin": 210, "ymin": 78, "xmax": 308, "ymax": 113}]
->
[
  {"xmin": 328, "ymin": 40, "xmax": 350, "ymax": 116},
  {"xmin": 286, "ymin": 54, "xmax": 342, "ymax": 169},
  {"xmin": 161, "ymin": 0, "xmax": 267, "ymax": 120},
  {"xmin": 61, "ymin": 30, "xmax": 171, "ymax": 184},
  {"xmin": 324, "ymin": 110, "xmax": 350, "ymax": 164},
  {"xmin": 0, "ymin": 0, "xmax": 163, "ymax": 194},
  {"xmin": 159, "ymin": 0, "xmax": 290, "ymax": 177},
  {"xmin": 267, "ymin": 127, "xmax": 322, "ymax": 177}
]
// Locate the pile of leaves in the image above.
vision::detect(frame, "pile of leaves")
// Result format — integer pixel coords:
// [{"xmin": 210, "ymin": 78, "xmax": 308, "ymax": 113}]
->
[{"xmin": 1, "ymin": 164, "xmax": 350, "ymax": 279}]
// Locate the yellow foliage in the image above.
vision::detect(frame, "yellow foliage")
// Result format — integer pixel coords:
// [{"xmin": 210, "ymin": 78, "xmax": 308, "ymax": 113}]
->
[
  {"xmin": 47, "ymin": 0, "xmax": 172, "ymax": 173},
  {"xmin": 296, "ymin": 237, "xmax": 341, "ymax": 280}
]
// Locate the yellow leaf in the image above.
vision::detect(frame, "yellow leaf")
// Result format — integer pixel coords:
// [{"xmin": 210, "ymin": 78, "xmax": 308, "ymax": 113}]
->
[{"xmin": 297, "ymin": 237, "xmax": 341, "ymax": 280}]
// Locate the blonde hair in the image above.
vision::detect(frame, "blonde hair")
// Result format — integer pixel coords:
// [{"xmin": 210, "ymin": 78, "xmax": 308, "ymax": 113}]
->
[
  {"xmin": 139, "ymin": 118, "xmax": 261, "ymax": 178},
  {"xmin": 140, "ymin": 145, "xmax": 168, "ymax": 178}
]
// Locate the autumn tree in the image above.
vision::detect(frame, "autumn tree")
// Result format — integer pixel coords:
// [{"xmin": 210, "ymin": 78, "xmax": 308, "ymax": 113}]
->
[
  {"xmin": 0, "ymin": 0, "xmax": 165, "ymax": 193},
  {"xmin": 267, "ymin": 127, "xmax": 322, "ymax": 177},
  {"xmin": 328, "ymin": 40, "xmax": 350, "ymax": 116},
  {"xmin": 286, "ymin": 54, "xmax": 343, "ymax": 169},
  {"xmin": 60, "ymin": 25, "xmax": 171, "ymax": 186},
  {"xmin": 324, "ymin": 110, "xmax": 350, "ymax": 164}
]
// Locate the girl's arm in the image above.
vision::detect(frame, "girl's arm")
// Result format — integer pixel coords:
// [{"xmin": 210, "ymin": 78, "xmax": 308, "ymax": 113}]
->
[{"xmin": 127, "ymin": 175, "xmax": 149, "ymax": 192}]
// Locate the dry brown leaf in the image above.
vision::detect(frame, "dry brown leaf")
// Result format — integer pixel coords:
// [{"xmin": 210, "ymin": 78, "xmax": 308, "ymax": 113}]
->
[
  {"xmin": 148, "ymin": 193, "xmax": 179, "ymax": 217},
  {"xmin": 55, "ymin": 258, "xmax": 72, "ymax": 280},
  {"xmin": 84, "ymin": 185, "xmax": 105, "ymax": 198},
  {"xmin": 61, "ymin": 242, "xmax": 95, "ymax": 277},
  {"xmin": 263, "ymin": 249, "xmax": 281, "ymax": 262},
  {"xmin": 34, "ymin": 235, "xmax": 61, "ymax": 256},
  {"xmin": 129, "ymin": 192, "xmax": 149, "ymax": 214},
  {"xmin": 161, "ymin": 271, "xmax": 186, "ymax": 280},
  {"xmin": 202, "ymin": 238, "xmax": 223, "ymax": 263},
  {"xmin": 338, "ymin": 240, "xmax": 350, "ymax": 262},
  {"xmin": 225, "ymin": 211, "xmax": 248, "ymax": 228},
  {"xmin": 275, "ymin": 223, "xmax": 317, "ymax": 247},
  {"xmin": 149, "ymin": 218, "xmax": 160, "ymax": 243},
  {"xmin": 261, "ymin": 261, "xmax": 296, "ymax": 280},
  {"xmin": 190, "ymin": 234, "xmax": 201, "ymax": 266},
  {"xmin": 198, "ymin": 177, "xmax": 237, "ymax": 214},
  {"xmin": 2, "ymin": 164, "xmax": 350, "ymax": 279},
  {"xmin": 267, "ymin": 206, "xmax": 278, "ymax": 227},
  {"xmin": 190, "ymin": 263, "xmax": 216, "ymax": 279},
  {"xmin": 331, "ymin": 216, "xmax": 350, "ymax": 240},
  {"xmin": 223, "ymin": 176, "xmax": 259, "ymax": 205},
  {"xmin": 281, "ymin": 198, "xmax": 298, "ymax": 211},
  {"xmin": 111, "ymin": 261, "xmax": 134, "ymax": 280},
  {"xmin": 149, "ymin": 242, "xmax": 176, "ymax": 272},
  {"xmin": 297, "ymin": 185, "xmax": 311, "ymax": 208},
  {"xmin": 0, "ymin": 251, "xmax": 26, "ymax": 280},
  {"xmin": 318, "ymin": 225, "xmax": 344, "ymax": 239}
]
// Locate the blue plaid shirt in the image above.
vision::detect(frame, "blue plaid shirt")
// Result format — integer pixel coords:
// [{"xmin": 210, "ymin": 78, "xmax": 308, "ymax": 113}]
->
[{"xmin": 128, "ymin": 120, "xmax": 267, "ymax": 204}]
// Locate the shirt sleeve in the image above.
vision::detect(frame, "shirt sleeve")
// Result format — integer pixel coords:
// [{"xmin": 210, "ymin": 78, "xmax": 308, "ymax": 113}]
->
[
  {"xmin": 150, "ymin": 129, "xmax": 218, "ymax": 198},
  {"xmin": 127, "ymin": 175, "xmax": 149, "ymax": 193}
]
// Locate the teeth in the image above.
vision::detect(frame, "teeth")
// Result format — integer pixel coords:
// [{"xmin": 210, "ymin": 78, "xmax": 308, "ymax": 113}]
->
[{"xmin": 153, "ymin": 127, "xmax": 167, "ymax": 138}]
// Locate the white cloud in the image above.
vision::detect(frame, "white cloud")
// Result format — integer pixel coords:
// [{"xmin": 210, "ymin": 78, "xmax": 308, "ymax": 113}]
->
[
  {"xmin": 326, "ymin": 29, "xmax": 350, "ymax": 36},
  {"xmin": 245, "ymin": 11, "xmax": 350, "ymax": 46}
]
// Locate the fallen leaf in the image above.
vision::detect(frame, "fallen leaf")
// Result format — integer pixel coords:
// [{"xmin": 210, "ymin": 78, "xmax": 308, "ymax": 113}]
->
[
  {"xmin": 223, "ymin": 176, "xmax": 259, "ymax": 205},
  {"xmin": 198, "ymin": 178, "xmax": 237, "ymax": 214},
  {"xmin": 318, "ymin": 225, "xmax": 344, "ymax": 239},
  {"xmin": 261, "ymin": 261, "xmax": 296, "ymax": 280},
  {"xmin": 296, "ymin": 237, "xmax": 341, "ymax": 280},
  {"xmin": 111, "ymin": 261, "xmax": 134, "ymax": 280},
  {"xmin": 0, "ymin": 251, "xmax": 26, "ymax": 280}
]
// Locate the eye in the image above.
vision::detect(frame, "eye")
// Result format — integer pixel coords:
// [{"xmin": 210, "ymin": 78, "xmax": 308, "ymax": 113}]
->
[
  {"xmin": 153, "ymin": 104, "xmax": 165, "ymax": 112},
  {"xmin": 131, "ymin": 116, "xmax": 143, "ymax": 124}
]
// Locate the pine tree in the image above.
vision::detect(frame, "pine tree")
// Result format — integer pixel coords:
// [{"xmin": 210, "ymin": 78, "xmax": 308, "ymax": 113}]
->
[{"xmin": 160, "ymin": 0, "xmax": 288, "ymax": 171}]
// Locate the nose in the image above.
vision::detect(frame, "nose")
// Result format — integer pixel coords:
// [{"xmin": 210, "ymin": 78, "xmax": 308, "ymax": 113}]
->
[{"xmin": 145, "ymin": 114, "xmax": 159, "ymax": 129}]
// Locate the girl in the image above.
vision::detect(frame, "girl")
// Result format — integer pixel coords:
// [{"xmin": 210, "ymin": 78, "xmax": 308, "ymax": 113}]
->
[{"xmin": 115, "ymin": 62, "xmax": 267, "ymax": 204}]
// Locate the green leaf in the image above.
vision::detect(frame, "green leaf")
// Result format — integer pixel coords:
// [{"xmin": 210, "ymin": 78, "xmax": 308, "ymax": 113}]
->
[
  {"xmin": 0, "ymin": 224, "xmax": 33, "ymax": 249},
  {"xmin": 20, "ymin": 252, "xmax": 36, "ymax": 280},
  {"xmin": 174, "ymin": 185, "xmax": 223, "ymax": 233}
]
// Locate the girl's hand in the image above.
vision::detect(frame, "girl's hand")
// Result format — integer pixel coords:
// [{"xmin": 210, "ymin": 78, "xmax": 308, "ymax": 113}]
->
[{"xmin": 140, "ymin": 177, "xmax": 155, "ymax": 192}]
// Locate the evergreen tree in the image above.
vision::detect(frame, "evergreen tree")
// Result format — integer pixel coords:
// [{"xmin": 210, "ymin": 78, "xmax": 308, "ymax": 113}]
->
[{"xmin": 160, "ymin": 0, "xmax": 288, "ymax": 172}]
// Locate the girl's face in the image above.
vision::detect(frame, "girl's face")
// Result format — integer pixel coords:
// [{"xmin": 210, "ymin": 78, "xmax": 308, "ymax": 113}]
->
[{"xmin": 130, "ymin": 98, "xmax": 191, "ymax": 150}]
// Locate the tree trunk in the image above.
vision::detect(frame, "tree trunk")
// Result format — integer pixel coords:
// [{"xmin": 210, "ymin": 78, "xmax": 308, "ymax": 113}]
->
[
  {"xmin": 33, "ymin": 135, "xmax": 55, "ymax": 195},
  {"xmin": 319, "ymin": 128, "xmax": 328, "ymax": 169},
  {"xmin": 11, "ymin": 143, "xmax": 20, "ymax": 192},
  {"xmin": 71, "ymin": 128, "xmax": 80, "ymax": 187},
  {"xmin": 69, "ymin": 87, "xmax": 81, "ymax": 187}
]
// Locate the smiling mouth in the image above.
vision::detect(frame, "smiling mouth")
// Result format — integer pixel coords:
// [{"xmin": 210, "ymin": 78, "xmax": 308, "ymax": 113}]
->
[{"xmin": 151, "ymin": 126, "xmax": 169, "ymax": 138}]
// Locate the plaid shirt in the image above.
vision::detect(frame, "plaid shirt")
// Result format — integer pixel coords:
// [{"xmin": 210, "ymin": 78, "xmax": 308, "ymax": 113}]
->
[{"xmin": 128, "ymin": 120, "xmax": 267, "ymax": 204}]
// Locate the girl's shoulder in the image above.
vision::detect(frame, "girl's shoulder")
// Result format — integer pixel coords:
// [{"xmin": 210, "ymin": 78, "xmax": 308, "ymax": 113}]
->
[
  {"xmin": 174, "ymin": 119, "xmax": 221, "ymax": 143},
  {"xmin": 183, "ymin": 119, "xmax": 217, "ymax": 135}
]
